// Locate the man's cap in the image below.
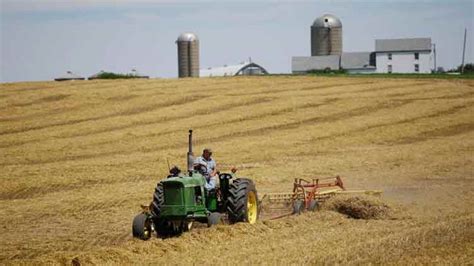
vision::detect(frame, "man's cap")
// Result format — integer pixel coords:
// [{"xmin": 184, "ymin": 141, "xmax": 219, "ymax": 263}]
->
[{"xmin": 203, "ymin": 148, "xmax": 213, "ymax": 153}]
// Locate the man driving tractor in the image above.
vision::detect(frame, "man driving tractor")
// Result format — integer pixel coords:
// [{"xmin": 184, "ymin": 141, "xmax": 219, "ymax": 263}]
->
[
  {"xmin": 194, "ymin": 148, "xmax": 217, "ymax": 190},
  {"xmin": 132, "ymin": 131, "xmax": 260, "ymax": 240}
]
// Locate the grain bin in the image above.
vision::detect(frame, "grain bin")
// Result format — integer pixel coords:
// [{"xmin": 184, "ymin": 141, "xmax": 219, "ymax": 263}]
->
[
  {"xmin": 311, "ymin": 14, "xmax": 342, "ymax": 56},
  {"xmin": 176, "ymin": 32, "xmax": 200, "ymax": 78}
]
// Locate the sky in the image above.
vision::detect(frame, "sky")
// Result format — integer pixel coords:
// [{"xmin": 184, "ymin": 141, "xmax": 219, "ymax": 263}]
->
[{"xmin": 1, "ymin": 0, "xmax": 473, "ymax": 82}]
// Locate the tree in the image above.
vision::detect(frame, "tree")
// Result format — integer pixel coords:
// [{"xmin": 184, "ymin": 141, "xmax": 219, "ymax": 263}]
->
[{"xmin": 457, "ymin": 63, "xmax": 474, "ymax": 73}]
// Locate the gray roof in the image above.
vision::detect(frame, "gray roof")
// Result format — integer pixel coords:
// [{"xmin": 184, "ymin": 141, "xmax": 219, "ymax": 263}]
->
[
  {"xmin": 292, "ymin": 55, "xmax": 340, "ymax": 72},
  {"xmin": 177, "ymin": 32, "xmax": 198, "ymax": 42},
  {"xmin": 375, "ymin": 38, "xmax": 431, "ymax": 52},
  {"xmin": 341, "ymin": 52, "xmax": 375, "ymax": 69},
  {"xmin": 312, "ymin": 14, "xmax": 342, "ymax": 28}
]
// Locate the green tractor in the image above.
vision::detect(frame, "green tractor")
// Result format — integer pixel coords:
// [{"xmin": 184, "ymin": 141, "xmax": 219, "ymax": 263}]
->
[{"xmin": 132, "ymin": 130, "xmax": 259, "ymax": 240}]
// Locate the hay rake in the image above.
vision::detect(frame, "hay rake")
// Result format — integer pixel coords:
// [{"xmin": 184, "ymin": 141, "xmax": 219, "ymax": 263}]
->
[{"xmin": 259, "ymin": 176, "xmax": 381, "ymax": 220}]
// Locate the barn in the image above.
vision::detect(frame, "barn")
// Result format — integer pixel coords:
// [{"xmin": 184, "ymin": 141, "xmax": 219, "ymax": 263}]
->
[{"xmin": 200, "ymin": 61, "xmax": 268, "ymax": 77}]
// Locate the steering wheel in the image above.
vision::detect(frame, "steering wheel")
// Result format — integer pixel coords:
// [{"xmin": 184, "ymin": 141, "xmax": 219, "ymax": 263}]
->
[{"xmin": 194, "ymin": 164, "xmax": 208, "ymax": 176}]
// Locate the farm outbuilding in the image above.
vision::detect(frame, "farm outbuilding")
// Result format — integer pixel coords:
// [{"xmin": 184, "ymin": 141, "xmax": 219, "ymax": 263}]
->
[
  {"xmin": 292, "ymin": 55, "xmax": 341, "ymax": 73},
  {"xmin": 200, "ymin": 61, "xmax": 268, "ymax": 77},
  {"xmin": 341, "ymin": 52, "xmax": 376, "ymax": 74},
  {"xmin": 54, "ymin": 71, "xmax": 85, "ymax": 81}
]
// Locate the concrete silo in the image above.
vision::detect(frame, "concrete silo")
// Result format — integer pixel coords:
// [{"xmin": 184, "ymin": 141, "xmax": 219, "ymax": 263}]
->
[
  {"xmin": 176, "ymin": 32, "xmax": 199, "ymax": 78},
  {"xmin": 311, "ymin": 14, "xmax": 342, "ymax": 56}
]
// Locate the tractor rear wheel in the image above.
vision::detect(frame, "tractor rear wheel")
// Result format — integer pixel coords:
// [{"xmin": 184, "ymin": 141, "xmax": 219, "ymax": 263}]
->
[
  {"xmin": 227, "ymin": 178, "xmax": 259, "ymax": 224},
  {"xmin": 132, "ymin": 213, "xmax": 152, "ymax": 240},
  {"xmin": 150, "ymin": 182, "xmax": 164, "ymax": 217}
]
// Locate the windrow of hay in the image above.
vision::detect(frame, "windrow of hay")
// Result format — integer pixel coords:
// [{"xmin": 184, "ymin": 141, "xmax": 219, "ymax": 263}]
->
[{"xmin": 322, "ymin": 195, "xmax": 391, "ymax": 219}]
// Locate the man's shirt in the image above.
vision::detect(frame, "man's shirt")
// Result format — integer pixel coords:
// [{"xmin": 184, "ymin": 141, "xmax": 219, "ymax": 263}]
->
[{"xmin": 197, "ymin": 156, "xmax": 216, "ymax": 177}]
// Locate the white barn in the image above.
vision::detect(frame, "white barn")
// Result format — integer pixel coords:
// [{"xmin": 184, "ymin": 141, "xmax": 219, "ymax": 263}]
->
[
  {"xmin": 200, "ymin": 61, "xmax": 268, "ymax": 77},
  {"xmin": 375, "ymin": 38, "xmax": 432, "ymax": 74}
]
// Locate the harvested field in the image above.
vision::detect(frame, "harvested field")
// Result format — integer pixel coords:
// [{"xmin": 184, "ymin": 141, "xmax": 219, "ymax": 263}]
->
[{"xmin": 0, "ymin": 76, "xmax": 473, "ymax": 264}]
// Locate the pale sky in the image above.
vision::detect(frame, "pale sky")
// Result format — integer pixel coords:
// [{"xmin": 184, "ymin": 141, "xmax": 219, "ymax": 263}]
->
[{"xmin": 1, "ymin": 0, "xmax": 473, "ymax": 82}]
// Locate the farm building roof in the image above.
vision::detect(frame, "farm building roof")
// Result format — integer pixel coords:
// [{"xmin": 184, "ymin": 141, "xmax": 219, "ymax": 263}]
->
[
  {"xmin": 375, "ymin": 38, "xmax": 432, "ymax": 52},
  {"xmin": 292, "ymin": 52, "xmax": 377, "ymax": 73},
  {"xmin": 292, "ymin": 55, "xmax": 340, "ymax": 72},
  {"xmin": 200, "ymin": 61, "xmax": 268, "ymax": 77},
  {"xmin": 54, "ymin": 71, "xmax": 85, "ymax": 81},
  {"xmin": 341, "ymin": 52, "xmax": 376, "ymax": 70}
]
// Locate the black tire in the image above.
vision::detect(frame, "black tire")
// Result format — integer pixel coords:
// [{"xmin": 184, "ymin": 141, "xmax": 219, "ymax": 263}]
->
[
  {"xmin": 155, "ymin": 219, "xmax": 173, "ymax": 237},
  {"xmin": 207, "ymin": 212, "xmax": 223, "ymax": 227},
  {"xmin": 132, "ymin": 213, "xmax": 152, "ymax": 240},
  {"xmin": 150, "ymin": 182, "xmax": 164, "ymax": 217},
  {"xmin": 292, "ymin": 200, "xmax": 304, "ymax": 215},
  {"xmin": 150, "ymin": 182, "xmax": 173, "ymax": 237},
  {"xmin": 226, "ymin": 178, "xmax": 259, "ymax": 224},
  {"xmin": 308, "ymin": 199, "xmax": 319, "ymax": 212}
]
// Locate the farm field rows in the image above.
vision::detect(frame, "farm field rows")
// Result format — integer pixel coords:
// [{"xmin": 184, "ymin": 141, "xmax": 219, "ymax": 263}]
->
[{"xmin": 0, "ymin": 76, "xmax": 473, "ymax": 264}]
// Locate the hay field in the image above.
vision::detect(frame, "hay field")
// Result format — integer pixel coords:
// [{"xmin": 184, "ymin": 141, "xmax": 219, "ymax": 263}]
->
[{"xmin": 0, "ymin": 76, "xmax": 473, "ymax": 264}]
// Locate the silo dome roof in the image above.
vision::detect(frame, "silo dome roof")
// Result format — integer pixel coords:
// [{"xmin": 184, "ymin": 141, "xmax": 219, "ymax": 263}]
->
[
  {"xmin": 312, "ymin": 14, "xmax": 342, "ymax": 28},
  {"xmin": 177, "ymin": 32, "xmax": 198, "ymax": 42}
]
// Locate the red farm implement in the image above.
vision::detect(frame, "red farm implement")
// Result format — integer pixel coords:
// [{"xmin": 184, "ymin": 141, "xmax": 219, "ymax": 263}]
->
[{"xmin": 259, "ymin": 176, "xmax": 381, "ymax": 220}]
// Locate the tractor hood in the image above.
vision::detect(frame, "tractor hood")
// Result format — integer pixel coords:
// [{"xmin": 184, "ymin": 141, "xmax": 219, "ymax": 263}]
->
[{"xmin": 161, "ymin": 172, "xmax": 206, "ymax": 187}]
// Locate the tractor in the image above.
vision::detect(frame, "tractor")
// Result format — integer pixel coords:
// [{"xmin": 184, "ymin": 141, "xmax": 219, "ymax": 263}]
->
[{"xmin": 132, "ymin": 130, "xmax": 259, "ymax": 240}]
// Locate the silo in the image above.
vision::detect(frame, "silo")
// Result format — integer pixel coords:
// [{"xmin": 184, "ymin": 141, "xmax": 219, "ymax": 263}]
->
[
  {"xmin": 311, "ymin": 14, "xmax": 342, "ymax": 56},
  {"xmin": 176, "ymin": 32, "xmax": 199, "ymax": 78}
]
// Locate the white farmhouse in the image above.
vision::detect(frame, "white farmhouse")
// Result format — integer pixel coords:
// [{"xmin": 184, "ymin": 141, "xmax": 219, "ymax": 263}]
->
[{"xmin": 375, "ymin": 38, "xmax": 432, "ymax": 74}]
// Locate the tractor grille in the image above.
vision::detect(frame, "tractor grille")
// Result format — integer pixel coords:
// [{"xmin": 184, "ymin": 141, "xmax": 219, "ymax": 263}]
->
[{"xmin": 163, "ymin": 182, "xmax": 184, "ymax": 205}]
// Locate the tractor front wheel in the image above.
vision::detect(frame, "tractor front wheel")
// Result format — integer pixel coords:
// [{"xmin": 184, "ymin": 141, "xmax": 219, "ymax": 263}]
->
[
  {"xmin": 182, "ymin": 220, "xmax": 194, "ymax": 231},
  {"xmin": 155, "ymin": 219, "xmax": 173, "ymax": 237},
  {"xmin": 132, "ymin": 213, "xmax": 152, "ymax": 240},
  {"xmin": 207, "ymin": 212, "xmax": 223, "ymax": 227},
  {"xmin": 227, "ymin": 178, "xmax": 259, "ymax": 224}
]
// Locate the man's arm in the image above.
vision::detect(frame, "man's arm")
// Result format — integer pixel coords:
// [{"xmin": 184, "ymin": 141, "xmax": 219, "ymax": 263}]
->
[{"xmin": 210, "ymin": 160, "xmax": 217, "ymax": 176}]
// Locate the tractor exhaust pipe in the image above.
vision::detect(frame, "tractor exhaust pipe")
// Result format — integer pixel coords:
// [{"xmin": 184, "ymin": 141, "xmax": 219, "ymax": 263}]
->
[{"xmin": 187, "ymin": 129, "xmax": 194, "ymax": 174}]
